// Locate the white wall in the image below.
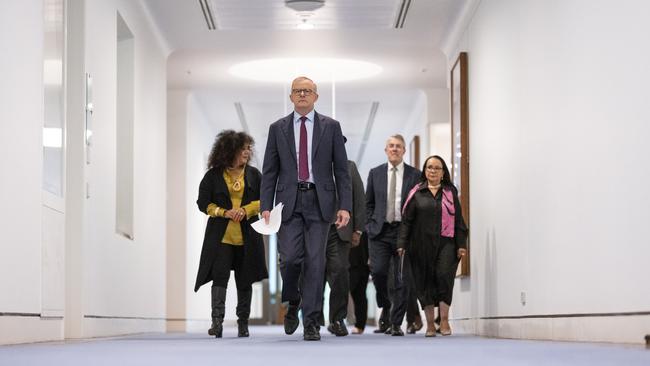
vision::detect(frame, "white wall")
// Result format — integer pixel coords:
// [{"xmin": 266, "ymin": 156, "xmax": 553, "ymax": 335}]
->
[
  {"xmin": 166, "ymin": 90, "xmax": 189, "ymax": 332},
  {"xmin": 424, "ymin": 88, "xmax": 451, "ymax": 164},
  {"xmin": 185, "ymin": 94, "xmax": 221, "ymax": 330},
  {"xmin": 0, "ymin": 1, "xmax": 65, "ymax": 345},
  {"xmin": 400, "ymin": 91, "xmax": 429, "ymax": 170},
  {"xmin": 80, "ymin": 0, "xmax": 168, "ymax": 337},
  {"xmin": 444, "ymin": 0, "xmax": 650, "ymax": 343}
]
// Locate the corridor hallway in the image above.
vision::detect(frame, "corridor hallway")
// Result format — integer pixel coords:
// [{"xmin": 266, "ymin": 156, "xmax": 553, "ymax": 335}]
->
[
  {"xmin": 2, "ymin": 0, "xmax": 650, "ymax": 358},
  {"xmin": 2, "ymin": 326, "xmax": 649, "ymax": 366}
]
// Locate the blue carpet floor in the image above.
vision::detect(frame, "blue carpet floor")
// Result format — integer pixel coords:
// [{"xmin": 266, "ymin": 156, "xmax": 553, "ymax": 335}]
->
[{"xmin": 1, "ymin": 326, "xmax": 648, "ymax": 366}]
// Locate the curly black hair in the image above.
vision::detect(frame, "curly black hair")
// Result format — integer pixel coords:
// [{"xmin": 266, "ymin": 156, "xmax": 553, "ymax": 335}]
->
[{"xmin": 207, "ymin": 130, "xmax": 254, "ymax": 171}]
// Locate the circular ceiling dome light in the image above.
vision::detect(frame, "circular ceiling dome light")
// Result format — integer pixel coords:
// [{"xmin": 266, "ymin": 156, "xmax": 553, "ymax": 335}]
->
[
  {"xmin": 285, "ymin": 0, "xmax": 325, "ymax": 12},
  {"xmin": 229, "ymin": 58, "xmax": 382, "ymax": 83}
]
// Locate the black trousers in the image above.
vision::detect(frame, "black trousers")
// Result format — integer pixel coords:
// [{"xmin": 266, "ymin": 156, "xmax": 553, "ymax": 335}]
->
[
  {"xmin": 349, "ymin": 264, "xmax": 369, "ymax": 329},
  {"xmin": 324, "ymin": 225, "xmax": 351, "ymax": 323},
  {"xmin": 210, "ymin": 242, "xmax": 252, "ymax": 320},
  {"xmin": 211, "ymin": 242, "xmax": 248, "ymax": 290},
  {"xmin": 369, "ymin": 222, "xmax": 410, "ymax": 326},
  {"xmin": 406, "ymin": 265, "xmax": 421, "ymax": 323},
  {"xmin": 348, "ymin": 232, "xmax": 369, "ymax": 330}
]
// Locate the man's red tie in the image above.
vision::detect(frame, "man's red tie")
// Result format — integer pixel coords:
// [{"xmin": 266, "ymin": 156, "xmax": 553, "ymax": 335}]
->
[{"xmin": 298, "ymin": 116, "xmax": 309, "ymax": 181}]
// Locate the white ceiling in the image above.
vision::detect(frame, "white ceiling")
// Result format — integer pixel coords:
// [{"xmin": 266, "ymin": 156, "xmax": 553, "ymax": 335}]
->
[
  {"xmin": 144, "ymin": 0, "xmax": 466, "ymax": 176},
  {"xmin": 211, "ymin": 0, "xmax": 402, "ymax": 30}
]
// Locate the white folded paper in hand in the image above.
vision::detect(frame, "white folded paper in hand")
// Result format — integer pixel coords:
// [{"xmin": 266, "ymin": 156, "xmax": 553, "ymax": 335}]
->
[{"xmin": 251, "ymin": 202, "xmax": 283, "ymax": 235}]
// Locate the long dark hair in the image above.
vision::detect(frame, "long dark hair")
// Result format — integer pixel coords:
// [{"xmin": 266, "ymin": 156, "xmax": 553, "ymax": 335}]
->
[
  {"xmin": 207, "ymin": 130, "xmax": 254, "ymax": 171},
  {"xmin": 420, "ymin": 155, "xmax": 453, "ymax": 187}
]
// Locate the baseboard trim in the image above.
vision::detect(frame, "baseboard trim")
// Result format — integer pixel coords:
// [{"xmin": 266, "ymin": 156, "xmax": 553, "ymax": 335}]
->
[
  {"xmin": 0, "ymin": 316, "xmax": 64, "ymax": 345},
  {"xmin": 84, "ymin": 314, "xmax": 168, "ymax": 321},
  {"xmin": 0, "ymin": 312, "xmax": 41, "ymax": 317},
  {"xmin": 450, "ymin": 312, "xmax": 650, "ymax": 344},
  {"xmin": 471, "ymin": 310, "xmax": 650, "ymax": 321}
]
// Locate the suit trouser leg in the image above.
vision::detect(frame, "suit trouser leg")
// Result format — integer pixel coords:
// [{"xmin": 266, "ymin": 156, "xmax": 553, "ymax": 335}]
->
[
  {"xmin": 349, "ymin": 266, "xmax": 369, "ymax": 329},
  {"xmin": 388, "ymin": 253, "xmax": 411, "ymax": 326},
  {"xmin": 406, "ymin": 257, "xmax": 421, "ymax": 324},
  {"xmin": 325, "ymin": 227, "xmax": 351, "ymax": 323},
  {"xmin": 368, "ymin": 229, "xmax": 393, "ymax": 311},
  {"xmin": 277, "ymin": 189, "xmax": 329, "ymax": 330}
]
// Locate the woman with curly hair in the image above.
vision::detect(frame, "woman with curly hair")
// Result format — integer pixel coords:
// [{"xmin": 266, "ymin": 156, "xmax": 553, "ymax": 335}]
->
[
  {"xmin": 194, "ymin": 130, "xmax": 268, "ymax": 338},
  {"xmin": 397, "ymin": 155, "xmax": 468, "ymax": 337}
]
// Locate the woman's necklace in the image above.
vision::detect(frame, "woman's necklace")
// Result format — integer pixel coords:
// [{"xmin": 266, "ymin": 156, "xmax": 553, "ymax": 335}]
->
[
  {"xmin": 428, "ymin": 183, "xmax": 441, "ymax": 193},
  {"xmin": 227, "ymin": 166, "xmax": 245, "ymax": 192}
]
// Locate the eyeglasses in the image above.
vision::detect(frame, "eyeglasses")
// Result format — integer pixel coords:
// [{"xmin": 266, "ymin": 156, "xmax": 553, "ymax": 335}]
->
[
  {"xmin": 291, "ymin": 89, "xmax": 314, "ymax": 96},
  {"xmin": 426, "ymin": 166, "xmax": 443, "ymax": 172}
]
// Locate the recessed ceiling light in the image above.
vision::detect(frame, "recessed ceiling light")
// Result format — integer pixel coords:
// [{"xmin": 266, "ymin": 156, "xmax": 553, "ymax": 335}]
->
[{"xmin": 229, "ymin": 58, "xmax": 382, "ymax": 83}]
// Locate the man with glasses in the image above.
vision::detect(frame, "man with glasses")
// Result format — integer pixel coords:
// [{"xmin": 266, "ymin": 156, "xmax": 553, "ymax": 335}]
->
[
  {"xmin": 261, "ymin": 76, "xmax": 352, "ymax": 341},
  {"xmin": 365, "ymin": 134, "xmax": 421, "ymax": 336}
]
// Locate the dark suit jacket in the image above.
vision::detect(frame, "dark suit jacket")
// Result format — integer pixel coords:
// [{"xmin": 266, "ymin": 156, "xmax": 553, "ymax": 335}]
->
[
  {"xmin": 336, "ymin": 160, "xmax": 366, "ymax": 242},
  {"xmin": 365, "ymin": 162, "xmax": 421, "ymax": 239},
  {"xmin": 261, "ymin": 111, "xmax": 352, "ymax": 222}
]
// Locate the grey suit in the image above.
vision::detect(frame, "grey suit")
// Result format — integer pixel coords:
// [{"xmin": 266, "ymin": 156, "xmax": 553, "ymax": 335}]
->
[
  {"xmin": 366, "ymin": 162, "xmax": 421, "ymax": 327},
  {"xmin": 261, "ymin": 111, "xmax": 352, "ymax": 328}
]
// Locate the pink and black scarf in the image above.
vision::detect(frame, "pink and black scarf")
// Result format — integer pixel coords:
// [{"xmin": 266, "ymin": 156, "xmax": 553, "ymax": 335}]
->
[{"xmin": 403, "ymin": 183, "xmax": 455, "ymax": 238}]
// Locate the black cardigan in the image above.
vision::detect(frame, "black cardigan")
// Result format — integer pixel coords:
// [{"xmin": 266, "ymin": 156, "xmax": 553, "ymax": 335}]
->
[{"xmin": 194, "ymin": 165, "xmax": 268, "ymax": 292}]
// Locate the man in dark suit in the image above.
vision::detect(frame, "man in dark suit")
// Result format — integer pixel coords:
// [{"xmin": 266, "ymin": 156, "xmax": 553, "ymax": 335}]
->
[
  {"xmin": 323, "ymin": 157, "xmax": 366, "ymax": 337},
  {"xmin": 365, "ymin": 134, "xmax": 421, "ymax": 336},
  {"xmin": 261, "ymin": 76, "xmax": 352, "ymax": 341}
]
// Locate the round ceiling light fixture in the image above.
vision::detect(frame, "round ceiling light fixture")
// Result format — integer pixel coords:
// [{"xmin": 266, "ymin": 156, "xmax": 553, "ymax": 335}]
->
[
  {"xmin": 285, "ymin": 0, "xmax": 325, "ymax": 12},
  {"xmin": 229, "ymin": 58, "xmax": 382, "ymax": 83}
]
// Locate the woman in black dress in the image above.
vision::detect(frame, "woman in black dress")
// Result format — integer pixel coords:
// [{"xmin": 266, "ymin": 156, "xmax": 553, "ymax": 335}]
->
[
  {"xmin": 194, "ymin": 130, "xmax": 268, "ymax": 338},
  {"xmin": 397, "ymin": 155, "xmax": 467, "ymax": 337}
]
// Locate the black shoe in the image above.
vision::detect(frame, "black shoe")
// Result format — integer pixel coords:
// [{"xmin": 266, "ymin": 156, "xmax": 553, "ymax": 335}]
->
[
  {"xmin": 374, "ymin": 320, "xmax": 390, "ymax": 334},
  {"xmin": 414, "ymin": 317, "xmax": 423, "ymax": 331},
  {"xmin": 303, "ymin": 325, "xmax": 321, "ymax": 341},
  {"xmin": 284, "ymin": 304, "xmax": 300, "ymax": 335},
  {"xmin": 374, "ymin": 307, "xmax": 390, "ymax": 333},
  {"xmin": 237, "ymin": 319, "xmax": 249, "ymax": 337},
  {"xmin": 327, "ymin": 320, "xmax": 349, "ymax": 337},
  {"xmin": 406, "ymin": 322, "xmax": 417, "ymax": 334},
  {"xmin": 390, "ymin": 325, "xmax": 404, "ymax": 336},
  {"xmin": 373, "ymin": 324, "xmax": 389, "ymax": 333}
]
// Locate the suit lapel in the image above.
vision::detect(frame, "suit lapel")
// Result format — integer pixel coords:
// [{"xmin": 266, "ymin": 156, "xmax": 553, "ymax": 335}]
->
[
  {"xmin": 311, "ymin": 112, "xmax": 323, "ymax": 160},
  {"xmin": 280, "ymin": 113, "xmax": 297, "ymax": 164}
]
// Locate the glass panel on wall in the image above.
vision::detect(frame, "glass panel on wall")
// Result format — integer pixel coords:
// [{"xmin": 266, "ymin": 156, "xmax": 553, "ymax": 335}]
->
[
  {"xmin": 43, "ymin": 0, "xmax": 65, "ymax": 197},
  {"xmin": 116, "ymin": 12, "xmax": 135, "ymax": 239}
]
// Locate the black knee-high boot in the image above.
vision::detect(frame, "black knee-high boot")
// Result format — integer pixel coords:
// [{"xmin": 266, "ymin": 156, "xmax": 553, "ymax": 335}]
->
[
  {"xmin": 209, "ymin": 286, "xmax": 227, "ymax": 338},
  {"xmin": 236, "ymin": 287, "xmax": 252, "ymax": 337}
]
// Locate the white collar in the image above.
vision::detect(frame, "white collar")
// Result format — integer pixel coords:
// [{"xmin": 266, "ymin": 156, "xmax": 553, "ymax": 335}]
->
[
  {"xmin": 388, "ymin": 161, "xmax": 404, "ymax": 172},
  {"xmin": 293, "ymin": 109, "xmax": 315, "ymax": 123}
]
